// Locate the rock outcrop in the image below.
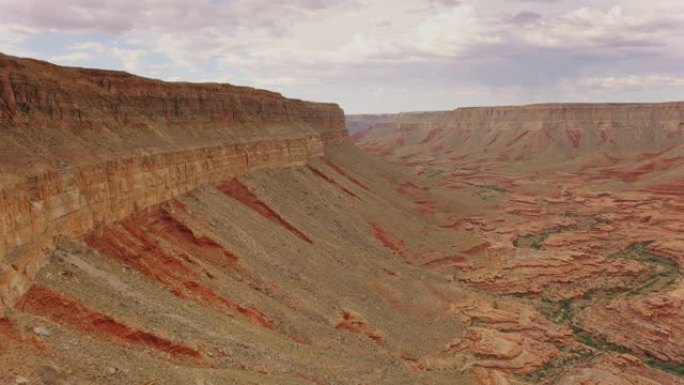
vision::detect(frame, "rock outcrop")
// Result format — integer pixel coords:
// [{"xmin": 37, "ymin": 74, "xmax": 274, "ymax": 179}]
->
[
  {"xmin": 459, "ymin": 252, "xmax": 651, "ymax": 300},
  {"xmin": 577, "ymin": 287, "xmax": 684, "ymax": 364},
  {"xmin": 555, "ymin": 354, "xmax": 684, "ymax": 385},
  {"xmin": 0, "ymin": 52, "xmax": 347, "ymax": 312}
]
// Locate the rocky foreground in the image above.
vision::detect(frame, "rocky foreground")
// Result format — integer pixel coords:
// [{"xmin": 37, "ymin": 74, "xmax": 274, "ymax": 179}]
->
[{"xmin": 0, "ymin": 54, "xmax": 683, "ymax": 384}]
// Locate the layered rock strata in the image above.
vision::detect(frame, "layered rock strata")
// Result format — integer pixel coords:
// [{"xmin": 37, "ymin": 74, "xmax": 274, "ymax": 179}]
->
[
  {"xmin": 0, "ymin": 53, "xmax": 347, "ymax": 312},
  {"xmin": 350, "ymin": 103, "xmax": 684, "ymax": 161}
]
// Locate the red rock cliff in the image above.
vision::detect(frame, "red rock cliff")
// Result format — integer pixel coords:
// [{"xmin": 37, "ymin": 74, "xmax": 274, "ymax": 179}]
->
[
  {"xmin": 0, "ymin": 53, "xmax": 347, "ymax": 311},
  {"xmin": 351, "ymin": 103, "xmax": 684, "ymax": 160}
]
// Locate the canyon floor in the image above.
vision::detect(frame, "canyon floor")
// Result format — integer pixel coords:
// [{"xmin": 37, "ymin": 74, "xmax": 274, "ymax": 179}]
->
[{"xmin": 348, "ymin": 112, "xmax": 684, "ymax": 384}]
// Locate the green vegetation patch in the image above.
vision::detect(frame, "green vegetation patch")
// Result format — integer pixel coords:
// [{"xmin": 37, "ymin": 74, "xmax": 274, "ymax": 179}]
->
[
  {"xmin": 574, "ymin": 326, "xmax": 684, "ymax": 377},
  {"xmin": 462, "ymin": 181, "xmax": 509, "ymax": 193},
  {"xmin": 512, "ymin": 216, "xmax": 609, "ymax": 249},
  {"xmin": 610, "ymin": 242, "xmax": 680, "ymax": 295},
  {"xmin": 521, "ymin": 347, "xmax": 594, "ymax": 383},
  {"xmin": 646, "ymin": 359, "xmax": 684, "ymax": 376},
  {"xmin": 423, "ymin": 169, "xmax": 445, "ymax": 179},
  {"xmin": 574, "ymin": 327, "xmax": 630, "ymax": 354}
]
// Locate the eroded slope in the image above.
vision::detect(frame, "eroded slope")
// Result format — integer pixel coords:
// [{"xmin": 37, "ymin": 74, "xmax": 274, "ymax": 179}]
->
[{"xmin": 2, "ymin": 144, "xmax": 492, "ymax": 384}]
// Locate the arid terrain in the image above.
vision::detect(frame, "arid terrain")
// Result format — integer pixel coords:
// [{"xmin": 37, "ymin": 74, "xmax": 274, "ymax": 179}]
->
[
  {"xmin": 1, "ymin": 53, "xmax": 683, "ymax": 385},
  {"xmin": 350, "ymin": 107, "xmax": 684, "ymax": 384}
]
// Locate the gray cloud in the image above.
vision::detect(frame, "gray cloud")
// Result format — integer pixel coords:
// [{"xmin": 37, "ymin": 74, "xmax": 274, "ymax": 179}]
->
[
  {"xmin": 429, "ymin": 0, "xmax": 461, "ymax": 6},
  {"xmin": 508, "ymin": 11, "xmax": 542, "ymax": 25}
]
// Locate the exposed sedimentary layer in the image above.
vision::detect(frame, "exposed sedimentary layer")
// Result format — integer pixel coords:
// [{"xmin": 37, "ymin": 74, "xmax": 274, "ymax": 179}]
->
[
  {"xmin": 350, "ymin": 103, "xmax": 684, "ymax": 162},
  {"xmin": 0, "ymin": 53, "xmax": 347, "ymax": 311}
]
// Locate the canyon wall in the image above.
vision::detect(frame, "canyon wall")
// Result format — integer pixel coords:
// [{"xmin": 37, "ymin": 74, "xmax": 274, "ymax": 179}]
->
[
  {"xmin": 0, "ymin": 53, "xmax": 347, "ymax": 312},
  {"xmin": 446, "ymin": 104, "xmax": 684, "ymax": 151},
  {"xmin": 351, "ymin": 104, "xmax": 684, "ymax": 131},
  {"xmin": 350, "ymin": 103, "xmax": 684, "ymax": 161}
]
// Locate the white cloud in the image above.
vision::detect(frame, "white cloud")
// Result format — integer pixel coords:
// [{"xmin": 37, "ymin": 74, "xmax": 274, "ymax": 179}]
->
[
  {"xmin": 49, "ymin": 51, "xmax": 91, "ymax": 64},
  {"xmin": 564, "ymin": 75, "xmax": 684, "ymax": 93},
  {"xmin": 414, "ymin": 5, "xmax": 502, "ymax": 57},
  {"xmin": 521, "ymin": 4, "xmax": 684, "ymax": 50},
  {"xmin": 47, "ymin": 41, "xmax": 108, "ymax": 65},
  {"xmin": 111, "ymin": 47, "xmax": 147, "ymax": 72},
  {"xmin": 68, "ymin": 41, "xmax": 106, "ymax": 53}
]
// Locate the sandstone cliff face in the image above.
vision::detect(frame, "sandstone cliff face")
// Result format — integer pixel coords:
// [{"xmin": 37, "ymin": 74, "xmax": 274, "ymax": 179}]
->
[
  {"xmin": 0, "ymin": 52, "xmax": 345, "ymax": 173},
  {"xmin": 350, "ymin": 103, "xmax": 684, "ymax": 163},
  {"xmin": 0, "ymin": 53, "xmax": 347, "ymax": 311}
]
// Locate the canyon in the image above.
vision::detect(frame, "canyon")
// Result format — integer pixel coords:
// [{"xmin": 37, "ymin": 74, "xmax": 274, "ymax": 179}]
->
[
  {"xmin": 1, "ymin": 52, "xmax": 683, "ymax": 385},
  {"xmin": 351, "ymin": 106, "xmax": 684, "ymax": 384}
]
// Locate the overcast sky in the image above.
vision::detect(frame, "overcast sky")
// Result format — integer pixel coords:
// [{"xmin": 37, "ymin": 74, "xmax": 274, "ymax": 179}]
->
[{"xmin": 1, "ymin": 0, "xmax": 683, "ymax": 113}]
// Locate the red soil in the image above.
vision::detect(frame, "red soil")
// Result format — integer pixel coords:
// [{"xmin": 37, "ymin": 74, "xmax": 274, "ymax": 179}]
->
[
  {"xmin": 86, "ymin": 210, "xmax": 274, "ymax": 330},
  {"xmin": 637, "ymin": 145, "xmax": 677, "ymax": 161},
  {"xmin": 368, "ymin": 221, "xmax": 407, "ymax": 257},
  {"xmin": 421, "ymin": 254, "xmax": 467, "ymax": 269},
  {"xmin": 463, "ymin": 241, "xmax": 491, "ymax": 256},
  {"xmin": 0, "ymin": 318, "xmax": 20, "ymax": 341},
  {"xmin": 647, "ymin": 181, "xmax": 684, "ymax": 196},
  {"xmin": 415, "ymin": 199, "xmax": 437, "ymax": 214},
  {"xmin": 159, "ymin": 206, "xmax": 241, "ymax": 270},
  {"xmin": 604, "ymin": 153, "xmax": 622, "ymax": 162},
  {"xmin": 289, "ymin": 335, "xmax": 309, "ymax": 345},
  {"xmin": 367, "ymin": 221, "xmax": 428, "ymax": 264},
  {"xmin": 217, "ymin": 179, "xmax": 313, "ymax": 244},
  {"xmin": 598, "ymin": 157, "xmax": 684, "ymax": 182},
  {"xmin": 307, "ymin": 166, "xmax": 358, "ymax": 198},
  {"xmin": 396, "ymin": 181, "xmax": 427, "ymax": 196},
  {"xmin": 579, "ymin": 153, "xmax": 622, "ymax": 171},
  {"xmin": 565, "ymin": 129, "xmax": 582, "ymax": 149},
  {"xmin": 335, "ymin": 310, "xmax": 383, "ymax": 343},
  {"xmin": 321, "ymin": 157, "xmax": 370, "ymax": 191},
  {"xmin": 296, "ymin": 373, "xmax": 330, "ymax": 385},
  {"xmin": 397, "ymin": 352, "xmax": 426, "ymax": 371},
  {"xmin": 600, "ymin": 130, "xmax": 613, "ymax": 144},
  {"xmin": 448, "ymin": 154, "xmax": 470, "ymax": 161},
  {"xmin": 338, "ymin": 301, "xmax": 426, "ymax": 372},
  {"xmin": 181, "ymin": 281, "xmax": 273, "ymax": 329},
  {"xmin": 507, "ymin": 130, "xmax": 529, "ymax": 147},
  {"xmin": 87, "ymin": 223, "xmax": 192, "ymax": 284},
  {"xmin": 15, "ymin": 285, "xmax": 202, "ymax": 359},
  {"xmin": 419, "ymin": 128, "xmax": 442, "ymax": 144},
  {"xmin": 396, "ymin": 182, "xmax": 415, "ymax": 195}
]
